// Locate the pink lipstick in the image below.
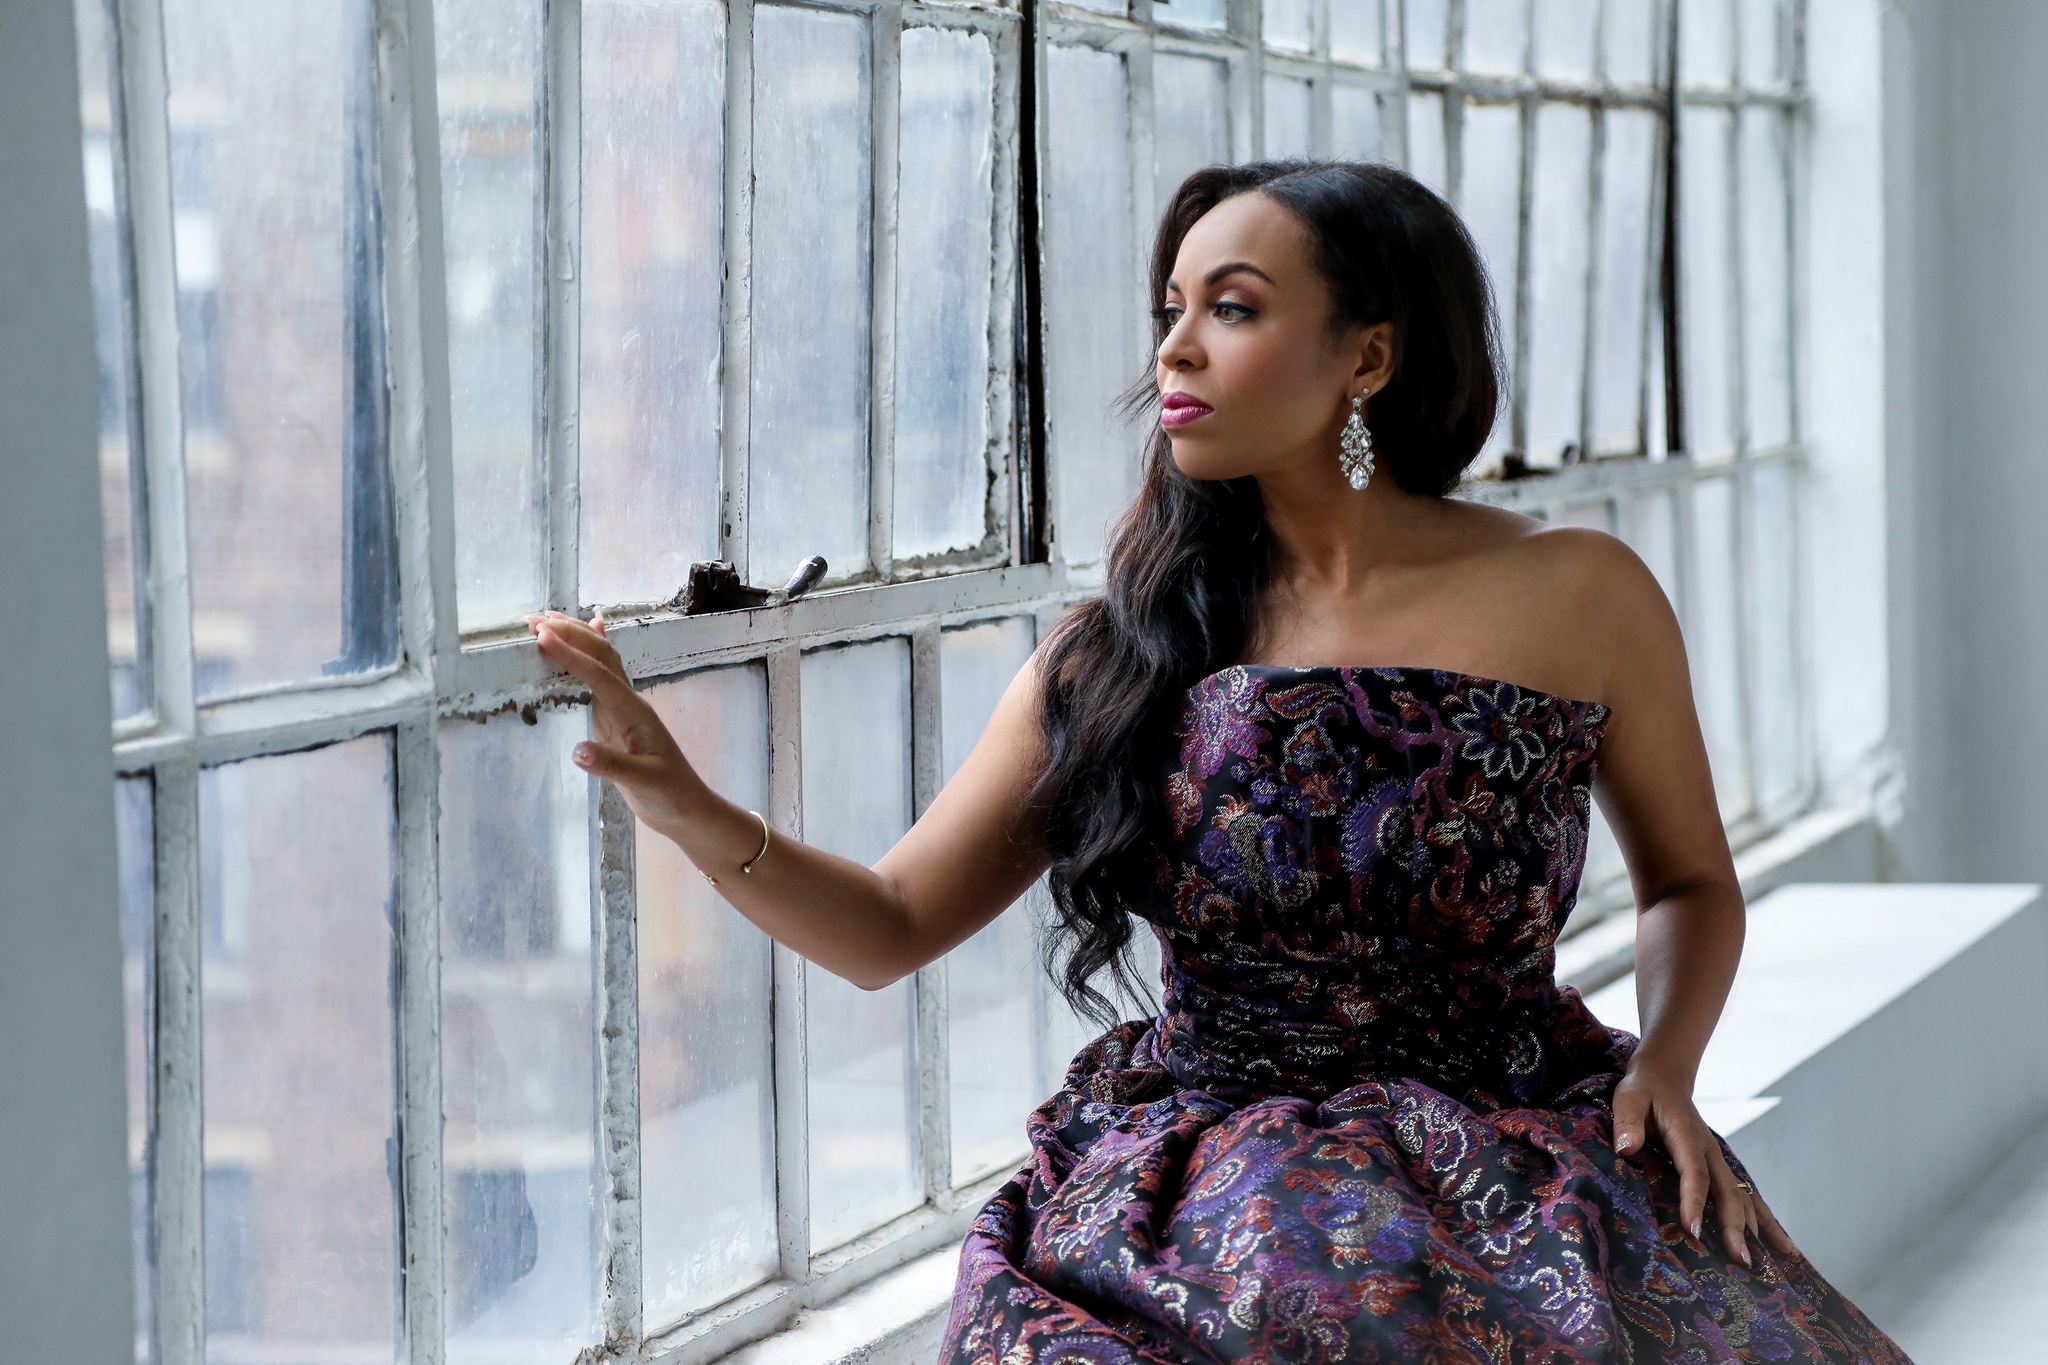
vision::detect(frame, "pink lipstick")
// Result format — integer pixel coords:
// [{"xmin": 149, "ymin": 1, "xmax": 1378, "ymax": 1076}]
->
[{"xmin": 1160, "ymin": 391, "xmax": 1214, "ymax": 429}]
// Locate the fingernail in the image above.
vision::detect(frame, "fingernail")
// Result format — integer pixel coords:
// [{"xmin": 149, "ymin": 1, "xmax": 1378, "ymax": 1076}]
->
[
  {"xmin": 573, "ymin": 743, "xmax": 595, "ymax": 767},
  {"xmin": 1738, "ymin": 1246, "xmax": 1752, "ymax": 1269},
  {"xmin": 1691, "ymin": 1219, "xmax": 1702, "ymax": 1240}
]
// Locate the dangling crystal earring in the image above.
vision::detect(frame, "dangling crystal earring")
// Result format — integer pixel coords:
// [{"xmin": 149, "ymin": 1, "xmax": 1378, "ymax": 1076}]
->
[{"xmin": 1339, "ymin": 388, "xmax": 1375, "ymax": 490}]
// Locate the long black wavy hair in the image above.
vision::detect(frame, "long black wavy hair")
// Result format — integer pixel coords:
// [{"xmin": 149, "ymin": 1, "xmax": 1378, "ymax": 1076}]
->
[{"xmin": 1027, "ymin": 160, "xmax": 1505, "ymax": 1024}]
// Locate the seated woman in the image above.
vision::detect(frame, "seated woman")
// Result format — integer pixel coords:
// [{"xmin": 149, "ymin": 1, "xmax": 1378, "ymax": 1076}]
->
[{"xmin": 531, "ymin": 160, "xmax": 1909, "ymax": 1363}]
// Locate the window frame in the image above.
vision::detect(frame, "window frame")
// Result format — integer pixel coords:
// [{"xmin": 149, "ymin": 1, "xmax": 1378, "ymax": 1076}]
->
[{"xmin": 92, "ymin": 0, "xmax": 1811, "ymax": 1360}]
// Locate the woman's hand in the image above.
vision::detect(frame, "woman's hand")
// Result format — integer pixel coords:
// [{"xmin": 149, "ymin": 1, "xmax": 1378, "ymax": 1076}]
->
[
  {"xmin": 1613, "ymin": 1055, "xmax": 1797, "ymax": 1268},
  {"xmin": 527, "ymin": 610, "xmax": 702, "ymax": 837}
]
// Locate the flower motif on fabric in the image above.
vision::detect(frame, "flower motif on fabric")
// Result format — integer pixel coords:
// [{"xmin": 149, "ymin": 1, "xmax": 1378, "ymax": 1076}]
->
[{"xmin": 1450, "ymin": 682, "xmax": 1548, "ymax": 781}]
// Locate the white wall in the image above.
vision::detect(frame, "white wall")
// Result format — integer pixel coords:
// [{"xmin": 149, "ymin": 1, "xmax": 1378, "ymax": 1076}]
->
[{"xmin": 0, "ymin": 0, "xmax": 138, "ymax": 1357}]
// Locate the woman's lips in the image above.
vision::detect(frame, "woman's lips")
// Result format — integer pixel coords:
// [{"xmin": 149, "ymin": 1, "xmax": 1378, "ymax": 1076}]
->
[{"xmin": 1160, "ymin": 393, "xmax": 1214, "ymax": 429}]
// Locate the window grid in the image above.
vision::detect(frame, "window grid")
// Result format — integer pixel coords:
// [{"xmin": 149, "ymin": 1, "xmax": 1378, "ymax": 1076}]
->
[{"xmin": 87, "ymin": 0, "xmax": 1809, "ymax": 1361}]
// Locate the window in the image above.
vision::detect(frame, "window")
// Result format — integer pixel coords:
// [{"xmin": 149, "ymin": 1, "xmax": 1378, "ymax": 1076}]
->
[{"xmin": 81, "ymin": 0, "xmax": 1805, "ymax": 1360}]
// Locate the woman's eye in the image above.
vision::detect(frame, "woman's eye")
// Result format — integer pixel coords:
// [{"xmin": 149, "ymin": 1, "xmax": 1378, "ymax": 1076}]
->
[
  {"xmin": 1214, "ymin": 302, "xmax": 1254, "ymax": 322},
  {"xmin": 1153, "ymin": 305, "xmax": 1184, "ymax": 326}
]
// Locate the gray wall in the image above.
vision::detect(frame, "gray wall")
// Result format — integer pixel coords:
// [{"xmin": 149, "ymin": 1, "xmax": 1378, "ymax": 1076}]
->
[{"xmin": 0, "ymin": 0, "xmax": 138, "ymax": 1357}]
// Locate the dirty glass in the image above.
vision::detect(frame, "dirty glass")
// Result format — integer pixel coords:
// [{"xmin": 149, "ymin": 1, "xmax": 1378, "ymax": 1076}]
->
[
  {"xmin": 1590, "ymin": 109, "xmax": 1658, "ymax": 454},
  {"xmin": 1525, "ymin": 103, "xmax": 1593, "ymax": 467},
  {"xmin": 1741, "ymin": 107, "xmax": 1793, "ymax": 450},
  {"xmin": 198, "ymin": 737, "xmax": 396, "ymax": 1360},
  {"xmin": 1740, "ymin": 0, "xmax": 1787, "ymax": 84},
  {"xmin": 1263, "ymin": 0, "xmax": 1312, "ymax": 52},
  {"xmin": 1607, "ymin": 0, "xmax": 1657, "ymax": 84},
  {"xmin": 1748, "ymin": 462, "xmax": 1801, "ymax": 809},
  {"xmin": 1160, "ymin": 0, "xmax": 1227, "ymax": 30},
  {"xmin": 437, "ymin": 0, "xmax": 544, "ymax": 631},
  {"xmin": 638, "ymin": 665, "xmax": 777, "ymax": 1322},
  {"xmin": 1406, "ymin": 91, "xmax": 1446, "ymax": 194},
  {"xmin": 1461, "ymin": 101, "xmax": 1522, "ymax": 466},
  {"xmin": 165, "ymin": 0, "xmax": 396, "ymax": 696},
  {"xmin": 1535, "ymin": 0, "xmax": 1597, "ymax": 81},
  {"xmin": 1681, "ymin": 0, "xmax": 1735, "ymax": 86},
  {"xmin": 1331, "ymin": 0, "xmax": 1383, "ymax": 66},
  {"xmin": 580, "ymin": 0, "xmax": 725, "ymax": 608},
  {"xmin": 940, "ymin": 618, "xmax": 1040, "ymax": 1183},
  {"xmin": 801, "ymin": 639, "xmax": 921, "ymax": 1249},
  {"xmin": 1689, "ymin": 476, "xmax": 1752, "ymax": 818},
  {"xmin": 1154, "ymin": 53, "xmax": 1231, "ymax": 212},
  {"xmin": 438, "ymin": 710, "xmax": 600, "ymax": 1365},
  {"xmin": 894, "ymin": 26, "xmax": 998, "ymax": 564},
  {"xmin": 749, "ymin": 5, "xmax": 873, "ymax": 588},
  {"xmin": 115, "ymin": 777, "xmax": 155, "ymax": 1364},
  {"xmin": 1681, "ymin": 105, "xmax": 1735, "ymax": 460},
  {"xmin": 1263, "ymin": 74, "xmax": 1313, "ymax": 158},
  {"xmin": 1332, "ymin": 84, "xmax": 1381, "ymax": 162},
  {"xmin": 1404, "ymin": 0, "xmax": 1447, "ymax": 69},
  {"xmin": 1463, "ymin": 0, "xmax": 1527, "ymax": 74},
  {"xmin": 1043, "ymin": 45, "xmax": 1139, "ymax": 568}
]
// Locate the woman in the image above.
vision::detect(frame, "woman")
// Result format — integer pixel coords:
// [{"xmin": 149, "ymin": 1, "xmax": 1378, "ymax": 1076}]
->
[{"xmin": 530, "ymin": 161, "xmax": 1909, "ymax": 1362}]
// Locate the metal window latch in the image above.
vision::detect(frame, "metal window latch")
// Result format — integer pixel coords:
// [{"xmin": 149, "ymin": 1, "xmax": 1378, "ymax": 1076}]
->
[{"xmin": 673, "ymin": 556, "xmax": 828, "ymax": 615}]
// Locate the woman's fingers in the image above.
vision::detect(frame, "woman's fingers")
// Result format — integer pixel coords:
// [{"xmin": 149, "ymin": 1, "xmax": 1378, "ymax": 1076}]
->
[
  {"xmin": 571, "ymin": 739, "xmax": 665, "ymax": 787},
  {"xmin": 1659, "ymin": 1109, "xmax": 1712, "ymax": 1246},
  {"xmin": 1611, "ymin": 1080, "xmax": 1649, "ymax": 1157},
  {"xmin": 1705, "ymin": 1152, "xmax": 1754, "ymax": 1268},
  {"xmin": 531, "ymin": 619, "xmax": 638, "ymax": 706}
]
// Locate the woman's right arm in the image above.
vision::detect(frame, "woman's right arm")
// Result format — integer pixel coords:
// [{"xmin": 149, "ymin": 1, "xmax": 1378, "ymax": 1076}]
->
[{"xmin": 530, "ymin": 612, "xmax": 1053, "ymax": 989}]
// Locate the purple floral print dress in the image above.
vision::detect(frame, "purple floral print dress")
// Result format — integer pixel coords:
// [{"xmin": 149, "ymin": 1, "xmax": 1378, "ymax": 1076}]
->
[{"xmin": 940, "ymin": 665, "xmax": 1911, "ymax": 1364}]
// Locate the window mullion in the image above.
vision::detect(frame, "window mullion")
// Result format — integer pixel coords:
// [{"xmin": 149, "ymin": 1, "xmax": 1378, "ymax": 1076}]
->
[
  {"xmin": 150, "ymin": 757, "xmax": 204, "ymax": 1365},
  {"xmin": 909, "ymin": 623, "xmax": 950, "ymax": 1199},
  {"xmin": 543, "ymin": 0, "xmax": 583, "ymax": 612},
  {"xmin": 595, "ymin": 779, "xmax": 646, "ymax": 1350},
  {"xmin": 114, "ymin": 0, "xmax": 196, "ymax": 741},
  {"xmin": 392, "ymin": 718, "xmax": 446, "ymax": 1365},
  {"xmin": 870, "ymin": 0, "xmax": 902, "ymax": 581},
  {"xmin": 721, "ymin": 0, "xmax": 757, "ymax": 583},
  {"xmin": 766, "ymin": 644, "xmax": 812, "ymax": 1275}
]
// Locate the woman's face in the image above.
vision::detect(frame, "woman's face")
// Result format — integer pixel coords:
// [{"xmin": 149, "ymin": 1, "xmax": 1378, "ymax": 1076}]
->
[{"xmin": 1153, "ymin": 192, "xmax": 1390, "ymax": 483}]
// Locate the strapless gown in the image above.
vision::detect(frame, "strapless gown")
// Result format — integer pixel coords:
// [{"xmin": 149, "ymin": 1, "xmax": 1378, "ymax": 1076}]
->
[{"xmin": 941, "ymin": 665, "xmax": 1910, "ymax": 1364}]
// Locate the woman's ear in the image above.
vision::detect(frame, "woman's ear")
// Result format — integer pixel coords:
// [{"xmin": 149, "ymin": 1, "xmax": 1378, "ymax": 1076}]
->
[{"xmin": 1354, "ymin": 321, "xmax": 1397, "ymax": 392}]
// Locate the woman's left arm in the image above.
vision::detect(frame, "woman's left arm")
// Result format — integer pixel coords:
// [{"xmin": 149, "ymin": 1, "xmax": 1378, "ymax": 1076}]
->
[{"xmin": 1576, "ymin": 533, "xmax": 1797, "ymax": 1268}]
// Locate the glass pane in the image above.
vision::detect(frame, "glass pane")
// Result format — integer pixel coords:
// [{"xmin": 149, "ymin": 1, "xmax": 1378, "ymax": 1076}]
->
[
  {"xmin": 76, "ymin": 0, "xmax": 151, "ymax": 721},
  {"xmin": 894, "ymin": 27, "xmax": 997, "ymax": 563},
  {"xmin": 199, "ymin": 738, "xmax": 396, "ymax": 1358},
  {"xmin": 1154, "ymin": 53, "xmax": 1231, "ymax": 211},
  {"xmin": 941, "ymin": 620, "xmax": 1039, "ymax": 1183},
  {"xmin": 1067, "ymin": 0, "xmax": 1125, "ymax": 14},
  {"xmin": 1621, "ymin": 490, "xmax": 1680, "ymax": 610},
  {"xmin": 1463, "ymin": 0, "xmax": 1527, "ymax": 73},
  {"xmin": 1748, "ymin": 463, "xmax": 1800, "ymax": 809},
  {"xmin": 1681, "ymin": 106, "xmax": 1735, "ymax": 461},
  {"xmin": 1681, "ymin": 0, "xmax": 1734, "ymax": 86},
  {"xmin": 438, "ymin": 0, "xmax": 542, "ymax": 630},
  {"xmin": 1688, "ymin": 478, "xmax": 1751, "ymax": 818},
  {"xmin": 1740, "ymin": 0, "xmax": 1786, "ymax": 84},
  {"xmin": 1331, "ymin": 0, "xmax": 1383, "ymax": 65},
  {"xmin": 168, "ymin": 0, "xmax": 398, "ymax": 697},
  {"xmin": 1589, "ymin": 108, "xmax": 1657, "ymax": 455},
  {"xmin": 1606, "ymin": 0, "xmax": 1657, "ymax": 84},
  {"xmin": 1524, "ymin": 103, "xmax": 1593, "ymax": 468},
  {"xmin": 1405, "ymin": 90, "xmax": 1446, "ymax": 194},
  {"xmin": 1160, "ymin": 0, "xmax": 1227, "ymax": 30},
  {"xmin": 580, "ymin": 0, "xmax": 725, "ymax": 609},
  {"xmin": 1262, "ymin": 75, "xmax": 1313, "ymax": 158},
  {"xmin": 1559, "ymin": 498, "xmax": 1613, "ymax": 532},
  {"xmin": 749, "ymin": 5, "xmax": 873, "ymax": 587},
  {"xmin": 1263, "ymin": 0, "xmax": 1313, "ymax": 52},
  {"xmin": 439, "ymin": 712, "xmax": 598, "ymax": 1363},
  {"xmin": 1044, "ymin": 46, "xmax": 1139, "ymax": 568},
  {"xmin": 1535, "ymin": 0, "xmax": 1597, "ymax": 80},
  {"xmin": 1582, "ymin": 799, "xmax": 1625, "ymax": 896},
  {"xmin": 1332, "ymin": 84, "xmax": 1382, "ymax": 162},
  {"xmin": 1740, "ymin": 107, "xmax": 1793, "ymax": 450},
  {"xmin": 1461, "ymin": 100, "xmax": 1523, "ymax": 468},
  {"xmin": 801, "ymin": 639, "xmax": 920, "ymax": 1248},
  {"xmin": 115, "ymin": 777, "xmax": 154, "ymax": 1364},
  {"xmin": 1404, "ymin": 0, "xmax": 1447, "ymax": 69},
  {"xmin": 639, "ymin": 667, "xmax": 777, "ymax": 1321}
]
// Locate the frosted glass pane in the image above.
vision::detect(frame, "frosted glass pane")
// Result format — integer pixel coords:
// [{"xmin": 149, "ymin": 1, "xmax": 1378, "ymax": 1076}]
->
[
  {"xmin": 1463, "ymin": 0, "xmax": 1527, "ymax": 73},
  {"xmin": 1332, "ymin": 85, "xmax": 1382, "ymax": 161},
  {"xmin": 1590, "ymin": 109, "xmax": 1657, "ymax": 455},
  {"xmin": 894, "ymin": 27, "xmax": 997, "ymax": 562},
  {"xmin": 1560, "ymin": 499, "xmax": 1613, "ymax": 532},
  {"xmin": 1405, "ymin": 0, "xmax": 1447, "ymax": 68},
  {"xmin": 1748, "ymin": 464, "xmax": 1800, "ymax": 809},
  {"xmin": 1681, "ymin": 0, "xmax": 1734, "ymax": 86},
  {"xmin": 580, "ymin": 0, "xmax": 725, "ymax": 606},
  {"xmin": 639, "ymin": 667, "xmax": 777, "ymax": 1321},
  {"xmin": 1160, "ymin": 0, "xmax": 1227, "ymax": 30},
  {"xmin": 1044, "ymin": 47, "xmax": 1139, "ymax": 567},
  {"xmin": 1154, "ymin": 53, "xmax": 1231, "ymax": 212},
  {"xmin": 801, "ymin": 640, "xmax": 919, "ymax": 1248},
  {"xmin": 1263, "ymin": 0, "xmax": 1313, "ymax": 52},
  {"xmin": 438, "ymin": 0, "xmax": 543, "ymax": 630},
  {"xmin": 1647, "ymin": 300, "xmax": 1670, "ymax": 457},
  {"xmin": 1263, "ymin": 75, "xmax": 1313, "ymax": 158},
  {"xmin": 115, "ymin": 778, "xmax": 154, "ymax": 1364},
  {"xmin": 940, "ymin": 620, "xmax": 1038, "ymax": 1182},
  {"xmin": 1688, "ymin": 478, "xmax": 1751, "ymax": 819},
  {"xmin": 439, "ymin": 712, "xmax": 599, "ymax": 1363},
  {"xmin": 166, "ymin": 0, "xmax": 394, "ymax": 696},
  {"xmin": 1067, "ymin": 0, "xmax": 1124, "ymax": 14},
  {"xmin": 1405, "ymin": 91, "xmax": 1446, "ymax": 194},
  {"xmin": 1621, "ymin": 490, "xmax": 1680, "ymax": 610},
  {"xmin": 1582, "ymin": 799, "xmax": 1625, "ymax": 897},
  {"xmin": 1524, "ymin": 104, "xmax": 1592, "ymax": 467},
  {"xmin": 1740, "ymin": 108, "xmax": 1793, "ymax": 450},
  {"xmin": 1461, "ymin": 100, "xmax": 1523, "ymax": 459},
  {"xmin": 1331, "ymin": 0, "xmax": 1383, "ymax": 65},
  {"xmin": 1606, "ymin": 0, "xmax": 1656, "ymax": 84},
  {"xmin": 1740, "ymin": 0, "xmax": 1786, "ymax": 84},
  {"xmin": 199, "ymin": 738, "xmax": 395, "ymax": 1359},
  {"xmin": 76, "ymin": 0, "xmax": 151, "ymax": 721},
  {"xmin": 750, "ymin": 6, "xmax": 873, "ymax": 587},
  {"xmin": 1681, "ymin": 106, "xmax": 1735, "ymax": 461},
  {"xmin": 1535, "ymin": 0, "xmax": 1597, "ymax": 80}
]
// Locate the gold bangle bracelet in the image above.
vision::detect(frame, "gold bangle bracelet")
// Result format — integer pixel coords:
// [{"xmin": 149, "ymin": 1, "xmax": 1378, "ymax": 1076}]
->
[{"xmin": 701, "ymin": 810, "xmax": 772, "ymax": 886}]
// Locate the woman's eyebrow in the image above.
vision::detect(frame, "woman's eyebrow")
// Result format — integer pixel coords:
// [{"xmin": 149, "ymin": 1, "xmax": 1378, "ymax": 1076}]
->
[{"xmin": 1204, "ymin": 260, "xmax": 1275, "ymax": 287}]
